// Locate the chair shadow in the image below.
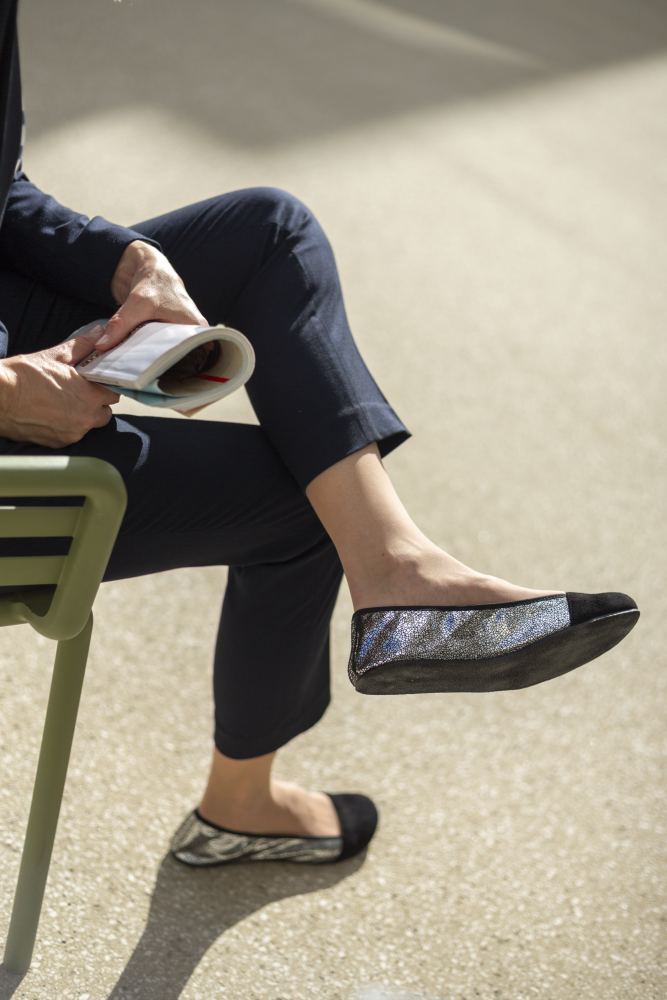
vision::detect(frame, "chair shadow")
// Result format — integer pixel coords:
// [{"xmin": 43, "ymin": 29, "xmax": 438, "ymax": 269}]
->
[{"xmin": 1, "ymin": 850, "xmax": 362, "ymax": 1000}]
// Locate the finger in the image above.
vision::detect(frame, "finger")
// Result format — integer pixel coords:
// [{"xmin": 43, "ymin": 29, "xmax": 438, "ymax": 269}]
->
[
  {"xmin": 95, "ymin": 301, "xmax": 151, "ymax": 352},
  {"xmin": 91, "ymin": 404, "xmax": 114, "ymax": 428},
  {"xmin": 56, "ymin": 327, "xmax": 108, "ymax": 365},
  {"xmin": 89, "ymin": 385, "xmax": 121, "ymax": 405},
  {"xmin": 78, "ymin": 377, "xmax": 121, "ymax": 405},
  {"xmin": 184, "ymin": 302, "xmax": 208, "ymax": 327},
  {"xmin": 173, "ymin": 297, "xmax": 208, "ymax": 328}
]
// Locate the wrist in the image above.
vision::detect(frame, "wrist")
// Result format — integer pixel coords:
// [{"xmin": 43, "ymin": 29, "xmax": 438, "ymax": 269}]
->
[{"xmin": 111, "ymin": 240, "xmax": 162, "ymax": 305}]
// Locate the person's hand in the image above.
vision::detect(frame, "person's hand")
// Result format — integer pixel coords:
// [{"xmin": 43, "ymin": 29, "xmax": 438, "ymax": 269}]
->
[
  {"xmin": 96, "ymin": 240, "xmax": 208, "ymax": 352},
  {"xmin": 0, "ymin": 329, "xmax": 120, "ymax": 448}
]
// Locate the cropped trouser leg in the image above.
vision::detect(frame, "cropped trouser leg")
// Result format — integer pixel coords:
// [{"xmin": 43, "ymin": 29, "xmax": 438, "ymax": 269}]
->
[
  {"xmin": 95, "ymin": 418, "xmax": 351, "ymax": 761},
  {"xmin": 0, "ymin": 186, "xmax": 412, "ymax": 758}
]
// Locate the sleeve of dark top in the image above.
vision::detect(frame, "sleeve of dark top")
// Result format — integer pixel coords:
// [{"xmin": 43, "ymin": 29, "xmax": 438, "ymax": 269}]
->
[{"xmin": 0, "ymin": 170, "xmax": 163, "ymax": 313}]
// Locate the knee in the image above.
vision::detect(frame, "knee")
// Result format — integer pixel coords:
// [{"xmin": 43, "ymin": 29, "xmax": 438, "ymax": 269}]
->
[{"xmin": 234, "ymin": 185, "xmax": 320, "ymax": 239}]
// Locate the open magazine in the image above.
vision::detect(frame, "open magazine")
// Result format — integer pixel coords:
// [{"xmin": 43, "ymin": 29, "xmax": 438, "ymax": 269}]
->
[{"xmin": 70, "ymin": 319, "xmax": 255, "ymax": 414}]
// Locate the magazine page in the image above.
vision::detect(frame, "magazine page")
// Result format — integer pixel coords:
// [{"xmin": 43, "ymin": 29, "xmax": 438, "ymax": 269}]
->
[
  {"xmin": 67, "ymin": 319, "xmax": 255, "ymax": 413},
  {"xmin": 73, "ymin": 321, "xmax": 219, "ymax": 388}
]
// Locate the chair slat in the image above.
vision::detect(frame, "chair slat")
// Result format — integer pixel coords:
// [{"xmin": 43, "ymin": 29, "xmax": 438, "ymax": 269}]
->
[
  {"xmin": 0, "ymin": 556, "xmax": 65, "ymax": 586},
  {"xmin": 0, "ymin": 507, "xmax": 80, "ymax": 538}
]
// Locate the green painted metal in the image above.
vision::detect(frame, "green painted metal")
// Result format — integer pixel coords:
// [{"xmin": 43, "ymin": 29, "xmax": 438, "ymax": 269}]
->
[
  {"xmin": 0, "ymin": 506, "xmax": 81, "ymax": 537},
  {"xmin": 0, "ymin": 456, "xmax": 127, "ymax": 641},
  {"xmin": 0, "ymin": 555, "xmax": 66, "ymax": 586},
  {"xmin": 0, "ymin": 456, "xmax": 127, "ymax": 975},
  {"xmin": 3, "ymin": 615, "xmax": 93, "ymax": 974}
]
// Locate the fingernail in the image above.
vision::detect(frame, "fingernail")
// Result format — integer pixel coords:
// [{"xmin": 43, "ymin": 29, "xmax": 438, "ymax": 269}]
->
[{"xmin": 96, "ymin": 332, "xmax": 112, "ymax": 347}]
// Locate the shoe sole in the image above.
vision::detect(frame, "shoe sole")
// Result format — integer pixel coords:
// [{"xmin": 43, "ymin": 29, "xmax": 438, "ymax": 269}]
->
[
  {"xmin": 170, "ymin": 852, "xmax": 339, "ymax": 866},
  {"xmin": 352, "ymin": 608, "xmax": 640, "ymax": 694}
]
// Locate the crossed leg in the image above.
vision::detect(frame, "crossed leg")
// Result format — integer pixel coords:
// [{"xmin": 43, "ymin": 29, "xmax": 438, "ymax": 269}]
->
[{"xmin": 0, "ymin": 185, "xmax": 559, "ymax": 840}]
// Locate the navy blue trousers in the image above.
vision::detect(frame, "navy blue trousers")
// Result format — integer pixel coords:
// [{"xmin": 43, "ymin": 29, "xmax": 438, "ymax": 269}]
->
[{"xmin": 0, "ymin": 187, "xmax": 411, "ymax": 758}]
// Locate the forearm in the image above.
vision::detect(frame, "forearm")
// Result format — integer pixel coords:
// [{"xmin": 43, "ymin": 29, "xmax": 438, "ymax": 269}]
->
[{"xmin": 0, "ymin": 173, "xmax": 162, "ymax": 309}]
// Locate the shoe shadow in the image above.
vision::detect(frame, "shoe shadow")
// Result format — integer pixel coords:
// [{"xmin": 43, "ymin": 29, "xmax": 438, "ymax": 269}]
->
[{"xmin": 106, "ymin": 850, "xmax": 364, "ymax": 1000}]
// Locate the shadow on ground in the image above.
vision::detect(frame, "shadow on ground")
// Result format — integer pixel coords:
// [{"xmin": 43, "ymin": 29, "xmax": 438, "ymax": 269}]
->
[
  {"xmin": 1, "ymin": 851, "xmax": 363, "ymax": 1000},
  {"xmin": 19, "ymin": 0, "xmax": 667, "ymax": 149}
]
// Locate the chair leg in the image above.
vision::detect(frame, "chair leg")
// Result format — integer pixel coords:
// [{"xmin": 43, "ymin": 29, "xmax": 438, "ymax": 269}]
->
[{"xmin": 3, "ymin": 613, "xmax": 93, "ymax": 975}]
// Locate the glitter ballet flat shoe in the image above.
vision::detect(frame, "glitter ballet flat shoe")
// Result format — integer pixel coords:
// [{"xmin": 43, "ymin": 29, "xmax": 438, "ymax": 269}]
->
[
  {"xmin": 348, "ymin": 591, "xmax": 639, "ymax": 695},
  {"xmin": 170, "ymin": 792, "xmax": 378, "ymax": 865}
]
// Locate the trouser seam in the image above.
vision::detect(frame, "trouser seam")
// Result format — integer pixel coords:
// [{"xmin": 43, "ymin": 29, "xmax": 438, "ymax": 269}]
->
[{"xmin": 284, "ymin": 228, "xmax": 375, "ymax": 438}]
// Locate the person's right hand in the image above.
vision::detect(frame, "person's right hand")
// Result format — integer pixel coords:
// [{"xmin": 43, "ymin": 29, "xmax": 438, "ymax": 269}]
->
[{"xmin": 0, "ymin": 329, "xmax": 120, "ymax": 448}]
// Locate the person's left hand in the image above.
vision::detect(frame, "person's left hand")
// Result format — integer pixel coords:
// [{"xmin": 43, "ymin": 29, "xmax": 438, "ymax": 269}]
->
[{"xmin": 95, "ymin": 240, "xmax": 208, "ymax": 351}]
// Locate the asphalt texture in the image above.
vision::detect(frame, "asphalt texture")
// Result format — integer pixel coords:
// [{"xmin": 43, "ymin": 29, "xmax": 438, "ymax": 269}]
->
[{"xmin": 1, "ymin": 1, "xmax": 665, "ymax": 998}]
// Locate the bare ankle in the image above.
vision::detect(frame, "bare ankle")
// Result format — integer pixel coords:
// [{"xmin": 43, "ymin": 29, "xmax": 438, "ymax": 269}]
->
[{"xmin": 345, "ymin": 534, "xmax": 433, "ymax": 594}]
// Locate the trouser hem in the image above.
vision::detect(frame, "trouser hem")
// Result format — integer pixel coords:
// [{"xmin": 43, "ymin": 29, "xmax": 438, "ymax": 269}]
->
[
  {"xmin": 286, "ymin": 401, "xmax": 412, "ymax": 492},
  {"xmin": 213, "ymin": 686, "xmax": 331, "ymax": 760}
]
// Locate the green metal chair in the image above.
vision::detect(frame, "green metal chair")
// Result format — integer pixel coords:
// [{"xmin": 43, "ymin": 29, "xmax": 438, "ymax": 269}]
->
[{"xmin": 0, "ymin": 455, "xmax": 127, "ymax": 975}]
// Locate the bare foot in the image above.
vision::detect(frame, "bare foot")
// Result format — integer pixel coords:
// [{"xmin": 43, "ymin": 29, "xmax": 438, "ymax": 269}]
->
[
  {"xmin": 350, "ymin": 542, "xmax": 564, "ymax": 613},
  {"xmin": 198, "ymin": 779, "xmax": 342, "ymax": 838}
]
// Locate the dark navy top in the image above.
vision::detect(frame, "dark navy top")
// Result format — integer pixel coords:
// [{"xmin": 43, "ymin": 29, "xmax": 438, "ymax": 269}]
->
[{"xmin": 0, "ymin": 0, "xmax": 161, "ymax": 358}]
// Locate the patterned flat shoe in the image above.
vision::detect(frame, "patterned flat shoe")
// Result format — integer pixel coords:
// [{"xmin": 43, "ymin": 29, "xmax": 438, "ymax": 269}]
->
[
  {"xmin": 170, "ymin": 792, "xmax": 378, "ymax": 865},
  {"xmin": 348, "ymin": 591, "xmax": 639, "ymax": 694}
]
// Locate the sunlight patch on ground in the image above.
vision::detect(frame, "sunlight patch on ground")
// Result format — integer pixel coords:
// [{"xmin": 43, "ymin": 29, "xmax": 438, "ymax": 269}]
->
[{"xmin": 290, "ymin": 0, "xmax": 543, "ymax": 69}]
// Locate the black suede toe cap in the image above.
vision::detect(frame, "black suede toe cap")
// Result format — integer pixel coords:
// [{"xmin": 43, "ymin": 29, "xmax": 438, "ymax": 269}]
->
[
  {"xmin": 566, "ymin": 591, "xmax": 639, "ymax": 627},
  {"xmin": 327, "ymin": 792, "xmax": 379, "ymax": 861}
]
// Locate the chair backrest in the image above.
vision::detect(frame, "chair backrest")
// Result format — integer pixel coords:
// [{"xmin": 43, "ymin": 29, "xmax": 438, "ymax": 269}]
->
[{"xmin": 0, "ymin": 456, "xmax": 127, "ymax": 640}]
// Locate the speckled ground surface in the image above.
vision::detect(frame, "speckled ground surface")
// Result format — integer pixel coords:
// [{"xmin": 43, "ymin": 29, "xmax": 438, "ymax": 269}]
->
[{"xmin": 1, "ymin": 1, "xmax": 665, "ymax": 998}]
